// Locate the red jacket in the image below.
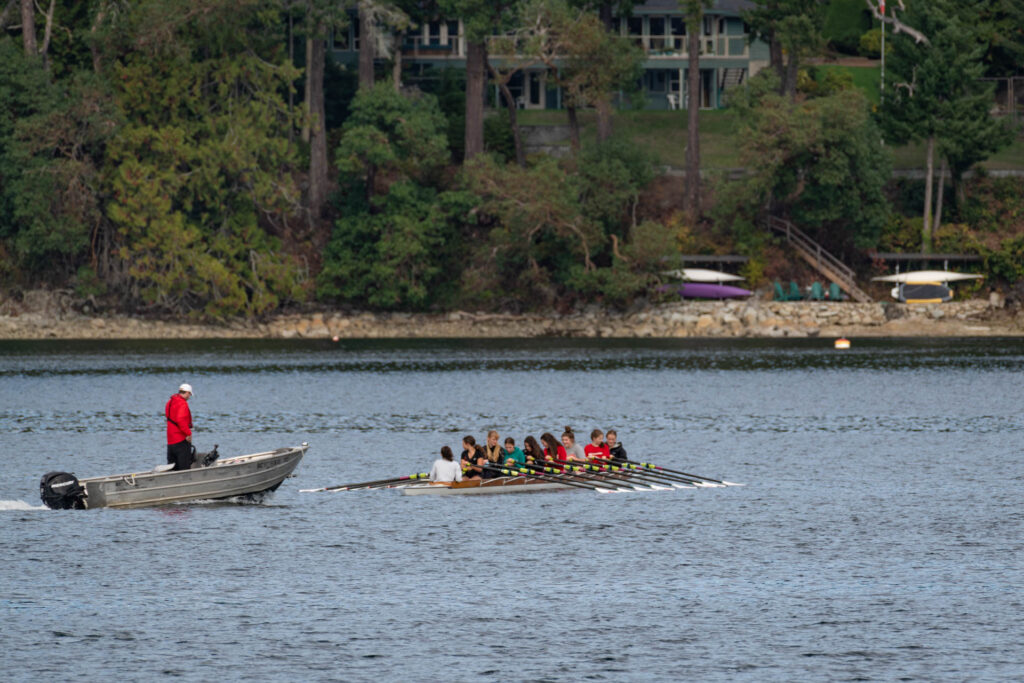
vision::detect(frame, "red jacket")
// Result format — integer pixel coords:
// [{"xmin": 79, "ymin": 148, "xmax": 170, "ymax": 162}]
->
[
  {"xmin": 584, "ymin": 443, "xmax": 611, "ymax": 460},
  {"xmin": 165, "ymin": 394, "xmax": 193, "ymax": 444}
]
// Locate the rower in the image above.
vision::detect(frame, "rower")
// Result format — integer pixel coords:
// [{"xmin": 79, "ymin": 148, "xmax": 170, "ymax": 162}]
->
[
  {"xmin": 429, "ymin": 446, "xmax": 462, "ymax": 484},
  {"xmin": 503, "ymin": 437, "xmax": 526, "ymax": 467},
  {"xmin": 584, "ymin": 429, "xmax": 611, "ymax": 460},
  {"xmin": 460, "ymin": 435, "xmax": 486, "ymax": 479},
  {"xmin": 606, "ymin": 429, "xmax": 627, "ymax": 463},
  {"xmin": 561, "ymin": 427, "xmax": 587, "ymax": 462}
]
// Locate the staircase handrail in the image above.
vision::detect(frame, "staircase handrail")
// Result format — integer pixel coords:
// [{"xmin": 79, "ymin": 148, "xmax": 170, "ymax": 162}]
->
[{"xmin": 767, "ymin": 217, "xmax": 855, "ymax": 282}]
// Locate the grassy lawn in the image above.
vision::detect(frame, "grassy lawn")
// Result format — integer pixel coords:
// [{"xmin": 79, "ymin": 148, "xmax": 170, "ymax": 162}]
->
[
  {"xmin": 518, "ymin": 106, "xmax": 1024, "ymax": 171},
  {"xmin": 518, "ymin": 109, "xmax": 743, "ymax": 168},
  {"xmin": 814, "ymin": 65, "xmax": 880, "ymax": 104}
]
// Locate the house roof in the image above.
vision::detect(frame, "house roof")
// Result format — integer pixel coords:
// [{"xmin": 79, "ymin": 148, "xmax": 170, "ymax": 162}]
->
[{"xmin": 634, "ymin": 0, "xmax": 755, "ymax": 14}]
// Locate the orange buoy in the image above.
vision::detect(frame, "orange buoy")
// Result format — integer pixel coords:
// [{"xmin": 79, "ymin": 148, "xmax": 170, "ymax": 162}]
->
[{"xmin": 834, "ymin": 337, "xmax": 850, "ymax": 349}]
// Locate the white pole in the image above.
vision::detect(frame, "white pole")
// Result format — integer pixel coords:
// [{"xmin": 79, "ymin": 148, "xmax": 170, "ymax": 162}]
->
[{"xmin": 880, "ymin": 4, "xmax": 885, "ymax": 105}]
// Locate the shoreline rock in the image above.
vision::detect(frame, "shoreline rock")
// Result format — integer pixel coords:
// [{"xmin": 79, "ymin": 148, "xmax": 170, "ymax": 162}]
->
[{"xmin": 0, "ymin": 299, "xmax": 1021, "ymax": 340}]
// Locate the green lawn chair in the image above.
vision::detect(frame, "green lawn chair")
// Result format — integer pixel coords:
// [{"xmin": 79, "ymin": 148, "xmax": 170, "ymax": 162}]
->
[
  {"xmin": 773, "ymin": 281, "xmax": 788, "ymax": 301},
  {"xmin": 788, "ymin": 281, "xmax": 802, "ymax": 300},
  {"xmin": 809, "ymin": 281, "xmax": 824, "ymax": 301},
  {"xmin": 829, "ymin": 282, "xmax": 843, "ymax": 301}
]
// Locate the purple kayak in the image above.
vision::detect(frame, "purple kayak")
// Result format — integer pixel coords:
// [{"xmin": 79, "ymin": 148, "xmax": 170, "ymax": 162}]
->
[{"xmin": 677, "ymin": 283, "xmax": 752, "ymax": 299}]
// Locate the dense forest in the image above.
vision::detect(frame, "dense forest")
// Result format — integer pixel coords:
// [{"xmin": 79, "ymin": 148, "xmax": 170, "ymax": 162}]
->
[{"xmin": 1, "ymin": 0, "xmax": 1021, "ymax": 318}]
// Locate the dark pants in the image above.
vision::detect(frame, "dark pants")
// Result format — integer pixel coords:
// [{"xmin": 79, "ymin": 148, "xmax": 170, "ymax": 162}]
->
[{"xmin": 167, "ymin": 440, "xmax": 193, "ymax": 471}]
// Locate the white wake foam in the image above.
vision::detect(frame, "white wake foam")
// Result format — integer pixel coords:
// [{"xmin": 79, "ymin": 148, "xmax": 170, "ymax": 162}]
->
[{"xmin": 0, "ymin": 500, "xmax": 48, "ymax": 511}]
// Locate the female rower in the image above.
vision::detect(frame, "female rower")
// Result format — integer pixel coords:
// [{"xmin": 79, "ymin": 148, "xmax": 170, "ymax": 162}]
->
[
  {"xmin": 460, "ymin": 435, "xmax": 486, "ymax": 479},
  {"xmin": 584, "ymin": 428, "xmax": 611, "ymax": 460},
  {"xmin": 503, "ymin": 437, "xmax": 526, "ymax": 467},
  {"xmin": 522, "ymin": 435, "xmax": 544, "ymax": 464},
  {"xmin": 606, "ymin": 429, "xmax": 627, "ymax": 463},
  {"xmin": 561, "ymin": 427, "xmax": 587, "ymax": 462},
  {"xmin": 483, "ymin": 430, "xmax": 504, "ymax": 466},
  {"xmin": 540, "ymin": 432, "xmax": 567, "ymax": 461}
]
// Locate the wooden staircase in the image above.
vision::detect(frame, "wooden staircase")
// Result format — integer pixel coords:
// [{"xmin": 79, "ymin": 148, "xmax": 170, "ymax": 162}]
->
[{"xmin": 767, "ymin": 217, "xmax": 872, "ymax": 303}]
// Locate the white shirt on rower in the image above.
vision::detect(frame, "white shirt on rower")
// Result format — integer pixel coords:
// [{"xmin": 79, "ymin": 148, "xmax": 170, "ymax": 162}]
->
[{"xmin": 430, "ymin": 458, "xmax": 463, "ymax": 483}]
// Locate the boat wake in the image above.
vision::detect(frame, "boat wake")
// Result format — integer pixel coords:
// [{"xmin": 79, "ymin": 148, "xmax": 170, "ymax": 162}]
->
[{"xmin": 0, "ymin": 500, "xmax": 49, "ymax": 511}]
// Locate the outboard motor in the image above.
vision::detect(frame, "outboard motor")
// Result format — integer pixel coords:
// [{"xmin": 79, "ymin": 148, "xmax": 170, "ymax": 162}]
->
[
  {"xmin": 192, "ymin": 444, "xmax": 220, "ymax": 469},
  {"xmin": 39, "ymin": 472, "xmax": 87, "ymax": 510}
]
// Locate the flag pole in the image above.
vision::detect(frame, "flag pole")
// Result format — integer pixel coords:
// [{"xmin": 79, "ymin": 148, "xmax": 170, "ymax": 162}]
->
[{"xmin": 880, "ymin": 0, "xmax": 885, "ymax": 105}]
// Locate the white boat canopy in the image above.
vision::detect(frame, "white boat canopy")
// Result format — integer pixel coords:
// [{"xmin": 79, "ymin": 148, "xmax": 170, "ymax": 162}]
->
[
  {"xmin": 661, "ymin": 268, "xmax": 745, "ymax": 283},
  {"xmin": 871, "ymin": 270, "xmax": 984, "ymax": 284}
]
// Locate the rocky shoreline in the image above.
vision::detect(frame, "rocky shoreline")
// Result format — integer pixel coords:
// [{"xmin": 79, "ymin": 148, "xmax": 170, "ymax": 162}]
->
[{"xmin": 1, "ymin": 295, "xmax": 1021, "ymax": 340}]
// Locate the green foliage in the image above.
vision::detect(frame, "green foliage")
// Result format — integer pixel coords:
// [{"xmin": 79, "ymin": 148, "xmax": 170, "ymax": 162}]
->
[
  {"xmin": 720, "ymin": 88, "xmax": 892, "ymax": 249},
  {"xmin": 0, "ymin": 40, "xmax": 115, "ymax": 283},
  {"xmin": 320, "ymin": 85, "xmax": 459, "ymax": 310},
  {"xmin": 460, "ymin": 138, "xmax": 662, "ymax": 308},
  {"xmin": 105, "ymin": 4, "xmax": 307, "ymax": 318},
  {"xmin": 858, "ymin": 28, "xmax": 889, "ymax": 59},
  {"xmin": 822, "ymin": 0, "xmax": 872, "ymax": 54}
]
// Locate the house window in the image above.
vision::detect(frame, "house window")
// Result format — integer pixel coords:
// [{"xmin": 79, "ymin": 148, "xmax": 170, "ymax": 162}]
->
[
  {"xmin": 628, "ymin": 16, "xmax": 643, "ymax": 47},
  {"xmin": 333, "ymin": 26, "xmax": 350, "ymax": 51},
  {"xmin": 353, "ymin": 19, "xmax": 360, "ymax": 49},
  {"xmin": 719, "ymin": 18, "xmax": 727, "ymax": 36},
  {"xmin": 703, "ymin": 16, "xmax": 712, "ymax": 36},
  {"xmin": 611, "ymin": 17, "xmax": 622, "ymax": 35},
  {"xmin": 446, "ymin": 20, "xmax": 459, "ymax": 48},
  {"xmin": 649, "ymin": 16, "xmax": 666, "ymax": 50},
  {"xmin": 645, "ymin": 70, "xmax": 668, "ymax": 93},
  {"xmin": 428, "ymin": 21, "xmax": 441, "ymax": 46},
  {"xmin": 670, "ymin": 17, "xmax": 685, "ymax": 50}
]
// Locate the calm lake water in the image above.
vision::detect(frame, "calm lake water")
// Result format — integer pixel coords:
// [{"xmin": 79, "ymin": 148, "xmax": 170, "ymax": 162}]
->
[{"xmin": 1, "ymin": 337, "xmax": 1022, "ymax": 681}]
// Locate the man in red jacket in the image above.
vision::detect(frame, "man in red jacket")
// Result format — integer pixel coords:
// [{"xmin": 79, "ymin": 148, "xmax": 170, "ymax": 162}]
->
[{"xmin": 165, "ymin": 383, "xmax": 194, "ymax": 471}]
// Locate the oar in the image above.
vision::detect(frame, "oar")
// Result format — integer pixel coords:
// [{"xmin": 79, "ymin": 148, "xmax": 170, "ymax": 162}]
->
[
  {"xmin": 300, "ymin": 473, "xmax": 430, "ymax": 493},
  {"xmin": 619, "ymin": 459, "xmax": 742, "ymax": 487},
  {"xmin": 486, "ymin": 465, "xmax": 624, "ymax": 493},
  {"xmin": 547, "ymin": 460, "xmax": 674, "ymax": 490},
  {"xmin": 528, "ymin": 464, "xmax": 653, "ymax": 492},
  {"xmin": 572, "ymin": 461, "xmax": 696, "ymax": 489}
]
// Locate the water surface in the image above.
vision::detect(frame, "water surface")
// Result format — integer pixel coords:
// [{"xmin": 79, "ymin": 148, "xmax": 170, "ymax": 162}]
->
[{"xmin": 1, "ymin": 338, "xmax": 1022, "ymax": 681}]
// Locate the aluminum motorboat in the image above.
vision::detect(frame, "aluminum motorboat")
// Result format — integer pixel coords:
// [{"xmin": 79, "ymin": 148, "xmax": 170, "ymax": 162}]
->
[{"xmin": 40, "ymin": 444, "xmax": 308, "ymax": 509}]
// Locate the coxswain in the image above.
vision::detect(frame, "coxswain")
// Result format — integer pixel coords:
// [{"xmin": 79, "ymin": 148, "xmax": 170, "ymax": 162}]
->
[
  {"xmin": 584, "ymin": 429, "xmax": 611, "ymax": 460},
  {"xmin": 430, "ymin": 446, "xmax": 463, "ymax": 484},
  {"xmin": 165, "ymin": 383, "xmax": 194, "ymax": 471}
]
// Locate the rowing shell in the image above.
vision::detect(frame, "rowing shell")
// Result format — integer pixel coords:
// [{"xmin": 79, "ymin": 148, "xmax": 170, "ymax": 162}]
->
[{"xmin": 400, "ymin": 477, "xmax": 575, "ymax": 496}]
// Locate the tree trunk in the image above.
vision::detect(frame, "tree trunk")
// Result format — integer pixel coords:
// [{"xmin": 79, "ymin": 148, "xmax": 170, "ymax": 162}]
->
[
  {"xmin": 595, "ymin": 99, "xmax": 613, "ymax": 142},
  {"xmin": 0, "ymin": 0, "xmax": 19, "ymax": 30},
  {"xmin": 39, "ymin": 0, "xmax": 54, "ymax": 69},
  {"xmin": 307, "ymin": 34, "xmax": 328, "ymax": 218},
  {"xmin": 933, "ymin": 157, "xmax": 947, "ymax": 235},
  {"xmin": 783, "ymin": 54, "xmax": 798, "ymax": 100},
  {"xmin": 358, "ymin": 3, "xmax": 375, "ymax": 89},
  {"xmin": 494, "ymin": 74, "xmax": 524, "ymax": 166},
  {"xmin": 598, "ymin": 2, "xmax": 613, "ymax": 31},
  {"xmin": 392, "ymin": 30, "xmax": 404, "ymax": 91},
  {"xmin": 567, "ymin": 105, "xmax": 580, "ymax": 153},
  {"xmin": 464, "ymin": 40, "xmax": 486, "ymax": 161},
  {"xmin": 686, "ymin": 30, "xmax": 702, "ymax": 222},
  {"xmin": 922, "ymin": 135, "xmax": 934, "ymax": 253},
  {"xmin": 89, "ymin": 6, "xmax": 106, "ymax": 74},
  {"xmin": 302, "ymin": 36, "xmax": 312, "ymax": 143},
  {"xmin": 20, "ymin": 0, "xmax": 36, "ymax": 56},
  {"xmin": 770, "ymin": 36, "xmax": 784, "ymax": 89}
]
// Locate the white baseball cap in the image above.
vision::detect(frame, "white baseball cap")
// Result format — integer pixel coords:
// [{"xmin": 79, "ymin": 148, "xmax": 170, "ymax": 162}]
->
[{"xmin": 179, "ymin": 383, "xmax": 194, "ymax": 395}]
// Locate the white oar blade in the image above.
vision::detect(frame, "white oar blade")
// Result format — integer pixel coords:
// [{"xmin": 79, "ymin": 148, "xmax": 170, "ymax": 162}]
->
[
  {"xmin": 672, "ymin": 483, "xmax": 696, "ymax": 489},
  {"xmin": 721, "ymin": 481, "xmax": 745, "ymax": 486}
]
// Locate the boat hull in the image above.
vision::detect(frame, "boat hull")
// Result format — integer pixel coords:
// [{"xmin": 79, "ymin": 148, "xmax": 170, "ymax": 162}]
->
[
  {"xmin": 77, "ymin": 445, "xmax": 308, "ymax": 509},
  {"xmin": 401, "ymin": 477, "xmax": 574, "ymax": 496},
  {"xmin": 678, "ymin": 283, "xmax": 751, "ymax": 299}
]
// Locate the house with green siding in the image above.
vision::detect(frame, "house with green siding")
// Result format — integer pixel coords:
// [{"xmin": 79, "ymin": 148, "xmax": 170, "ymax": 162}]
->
[{"xmin": 331, "ymin": 0, "xmax": 768, "ymax": 111}]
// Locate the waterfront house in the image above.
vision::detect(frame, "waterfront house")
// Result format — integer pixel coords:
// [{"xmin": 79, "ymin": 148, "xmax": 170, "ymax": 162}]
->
[{"xmin": 331, "ymin": 0, "xmax": 769, "ymax": 111}]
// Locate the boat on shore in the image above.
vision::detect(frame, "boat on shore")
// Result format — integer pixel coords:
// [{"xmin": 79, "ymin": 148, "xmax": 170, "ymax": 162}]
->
[
  {"xmin": 400, "ymin": 476, "xmax": 575, "ymax": 496},
  {"xmin": 39, "ymin": 444, "xmax": 308, "ymax": 509}
]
